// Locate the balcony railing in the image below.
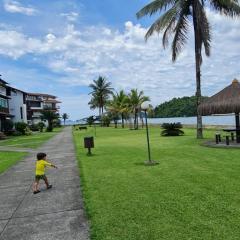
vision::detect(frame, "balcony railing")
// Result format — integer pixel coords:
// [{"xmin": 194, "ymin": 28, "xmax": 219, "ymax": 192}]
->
[{"xmin": 0, "ymin": 106, "xmax": 9, "ymax": 114}]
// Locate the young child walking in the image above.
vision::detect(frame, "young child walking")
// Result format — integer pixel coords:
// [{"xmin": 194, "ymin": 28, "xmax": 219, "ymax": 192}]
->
[{"xmin": 33, "ymin": 152, "xmax": 57, "ymax": 194}]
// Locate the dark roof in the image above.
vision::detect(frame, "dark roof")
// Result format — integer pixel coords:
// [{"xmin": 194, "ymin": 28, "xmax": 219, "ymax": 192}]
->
[
  {"xmin": 27, "ymin": 93, "xmax": 57, "ymax": 98},
  {"xmin": 0, "ymin": 78, "xmax": 8, "ymax": 85},
  {"xmin": 198, "ymin": 79, "xmax": 240, "ymax": 115}
]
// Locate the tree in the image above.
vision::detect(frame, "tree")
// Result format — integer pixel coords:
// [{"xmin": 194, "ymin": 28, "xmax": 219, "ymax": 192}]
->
[
  {"xmin": 107, "ymin": 90, "xmax": 128, "ymax": 128},
  {"xmin": 41, "ymin": 109, "xmax": 60, "ymax": 132},
  {"xmin": 62, "ymin": 113, "xmax": 69, "ymax": 125},
  {"xmin": 137, "ymin": 0, "xmax": 240, "ymax": 138},
  {"xmin": 127, "ymin": 89, "xmax": 150, "ymax": 130},
  {"xmin": 88, "ymin": 76, "xmax": 114, "ymax": 118}
]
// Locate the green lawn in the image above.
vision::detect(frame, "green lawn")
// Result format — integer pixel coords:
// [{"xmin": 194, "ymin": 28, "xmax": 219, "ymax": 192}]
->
[
  {"xmin": 74, "ymin": 126, "xmax": 240, "ymax": 240},
  {"xmin": 0, "ymin": 151, "xmax": 27, "ymax": 174},
  {"xmin": 0, "ymin": 127, "xmax": 62, "ymax": 149}
]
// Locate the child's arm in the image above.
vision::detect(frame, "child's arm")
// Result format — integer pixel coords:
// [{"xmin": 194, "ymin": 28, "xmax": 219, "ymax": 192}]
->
[
  {"xmin": 45, "ymin": 160, "xmax": 57, "ymax": 169},
  {"xmin": 51, "ymin": 164, "xmax": 58, "ymax": 169}
]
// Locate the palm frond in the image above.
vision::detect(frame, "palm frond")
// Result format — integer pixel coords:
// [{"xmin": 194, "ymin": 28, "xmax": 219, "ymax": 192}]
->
[
  {"xmin": 196, "ymin": 1, "xmax": 211, "ymax": 56},
  {"xmin": 136, "ymin": 0, "xmax": 175, "ymax": 19},
  {"xmin": 210, "ymin": 0, "xmax": 240, "ymax": 16},
  {"xmin": 145, "ymin": 4, "xmax": 179, "ymax": 40},
  {"xmin": 172, "ymin": 15, "xmax": 189, "ymax": 61}
]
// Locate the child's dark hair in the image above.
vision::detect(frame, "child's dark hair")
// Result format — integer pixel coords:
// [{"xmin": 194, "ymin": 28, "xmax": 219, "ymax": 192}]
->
[{"xmin": 37, "ymin": 152, "xmax": 47, "ymax": 160}]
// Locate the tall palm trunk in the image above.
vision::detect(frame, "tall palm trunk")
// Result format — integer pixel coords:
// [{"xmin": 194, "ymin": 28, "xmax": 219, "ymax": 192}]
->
[
  {"xmin": 193, "ymin": 3, "xmax": 203, "ymax": 139},
  {"xmin": 121, "ymin": 113, "xmax": 124, "ymax": 128}
]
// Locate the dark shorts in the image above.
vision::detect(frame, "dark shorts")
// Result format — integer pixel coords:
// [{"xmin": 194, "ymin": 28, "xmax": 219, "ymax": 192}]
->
[{"xmin": 35, "ymin": 175, "xmax": 46, "ymax": 181}]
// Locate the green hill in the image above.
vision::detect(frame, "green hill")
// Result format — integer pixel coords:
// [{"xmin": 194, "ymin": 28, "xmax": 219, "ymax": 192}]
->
[{"xmin": 153, "ymin": 96, "xmax": 209, "ymax": 118}]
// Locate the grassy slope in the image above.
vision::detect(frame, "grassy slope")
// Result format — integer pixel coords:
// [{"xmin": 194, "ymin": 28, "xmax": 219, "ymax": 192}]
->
[
  {"xmin": 74, "ymin": 127, "xmax": 240, "ymax": 240},
  {"xmin": 0, "ymin": 152, "xmax": 27, "ymax": 174},
  {"xmin": 0, "ymin": 128, "xmax": 62, "ymax": 149}
]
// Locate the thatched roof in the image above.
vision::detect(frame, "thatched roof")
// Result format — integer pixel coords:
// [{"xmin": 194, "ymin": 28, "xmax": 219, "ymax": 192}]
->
[{"xmin": 198, "ymin": 79, "xmax": 240, "ymax": 116}]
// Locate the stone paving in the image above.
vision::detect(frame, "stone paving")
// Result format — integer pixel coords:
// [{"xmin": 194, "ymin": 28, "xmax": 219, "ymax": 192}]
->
[{"xmin": 0, "ymin": 127, "xmax": 89, "ymax": 240}]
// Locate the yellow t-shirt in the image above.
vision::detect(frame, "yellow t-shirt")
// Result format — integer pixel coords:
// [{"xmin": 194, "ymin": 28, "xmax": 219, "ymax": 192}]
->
[{"xmin": 35, "ymin": 160, "xmax": 52, "ymax": 175}]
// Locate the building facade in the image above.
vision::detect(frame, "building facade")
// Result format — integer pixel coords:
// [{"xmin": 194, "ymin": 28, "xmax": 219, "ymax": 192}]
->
[
  {"xmin": 7, "ymin": 87, "xmax": 27, "ymax": 123},
  {"xmin": 0, "ymin": 79, "xmax": 11, "ymax": 131},
  {"xmin": 26, "ymin": 93, "xmax": 61, "ymax": 124}
]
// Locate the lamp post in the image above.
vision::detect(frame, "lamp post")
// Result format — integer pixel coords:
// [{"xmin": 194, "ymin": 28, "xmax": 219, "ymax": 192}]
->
[
  {"xmin": 141, "ymin": 101, "xmax": 158, "ymax": 166},
  {"xmin": 93, "ymin": 116, "xmax": 97, "ymax": 137}
]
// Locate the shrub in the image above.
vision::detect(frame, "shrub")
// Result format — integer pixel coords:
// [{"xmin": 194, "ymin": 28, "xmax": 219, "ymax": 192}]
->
[
  {"xmin": 25, "ymin": 127, "xmax": 32, "ymax": 136},
  {"xmin": 53, "ymin": 119, "xmax": 61, "ymax": 128},
  {"xmin": 161, "ymin": 122, "xmax": 184, "ymax": 136},
  {"xmin": 12, "ymin": 130, "xmax": 22, "ymax": 136},
  {"xmin": 102, "ymin": 115, "xmax": 111, "ymax": 127},
  {"xmin": 29, "ymin": 124, "xmax": 39, "ymax": 131},
  {"xmin": 38, "ymin": 122, "xmax": 45, "ymax": 132},
  {"xmin": 2, "ymin": 119, "xmax": 14, "ymax": 133},
  {"xmin": 15, "ymin": 122, "xmax": 28, "ymax": 135},
  {"xmin": 87, "ymin": 116, "xmax": 94, "ymax": 126}
]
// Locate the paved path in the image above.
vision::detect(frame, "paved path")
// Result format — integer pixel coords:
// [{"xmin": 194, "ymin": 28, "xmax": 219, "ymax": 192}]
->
[{"xmin": 0, "ymin": 127, "xmax": 89, "ymax": 240}]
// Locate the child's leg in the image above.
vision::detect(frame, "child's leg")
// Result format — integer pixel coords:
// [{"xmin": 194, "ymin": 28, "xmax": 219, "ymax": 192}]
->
[
  {"xmin": 33, "ymin": 179, "xmax": 40, "ymax": 192},
  {"xmin": 43, "ymin": 175, "xmax": 50, "ymax": 188}
]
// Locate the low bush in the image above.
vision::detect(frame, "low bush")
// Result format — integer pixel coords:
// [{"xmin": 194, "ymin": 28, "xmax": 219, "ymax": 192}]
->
[
  {"xmin": 15, "ymin": 122, "xmax": 28, "ymax": 135},
  {"xmin": 38, "ymin": 122, "xmax": 45, "ymax": 132},
  {"xmin": 161, "ymin": 122, "xmax": 184, "ymax": 136},
  {"xmin": 12, "ymin": 130, "xmax": 22, "ymax": 136},
  {"xmin": 29, "ymin": 124, "xmax": 39, "ymax": 131}
]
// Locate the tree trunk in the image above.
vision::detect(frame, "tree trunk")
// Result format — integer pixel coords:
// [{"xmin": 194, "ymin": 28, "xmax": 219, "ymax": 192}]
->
[
  {"xmin": 121, "ymin": 113, "xmax": 124, "ymax": 128},
  {"xmin": 193, "ymin": 3, "xmax": 203, "ymax": 139}
]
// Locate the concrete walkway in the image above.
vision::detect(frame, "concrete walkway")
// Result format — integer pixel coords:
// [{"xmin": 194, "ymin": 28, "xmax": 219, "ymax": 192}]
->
[{"xmin": 0, "ymin": 127, "xmax": 89, "ymax": 240}]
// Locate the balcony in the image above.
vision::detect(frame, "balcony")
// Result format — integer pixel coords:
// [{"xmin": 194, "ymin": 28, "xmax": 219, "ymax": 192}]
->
[{"xmin": 0, "ymin": 106, "xmax": 9, "ymax": 115}]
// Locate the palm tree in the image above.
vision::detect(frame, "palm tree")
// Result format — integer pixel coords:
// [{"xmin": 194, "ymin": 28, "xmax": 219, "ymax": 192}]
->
[
  {"xmin": 127, "ymin": 89, "xmax": 150, "ymax": 130},
  {"xmin": 137, "ymin": 0, "xmax": 240, "ymax": 138},
  {"xmin": 89, "ymin": 76, "xmax": 114, "ymax": 117},
  {"xmin": 108, "ymin": 90, "xmax": 128, "ymax": 128},
  {"xmin": 62, "ymin": 113, "xmax": 69, "ymax": 126},
  {"xmin": 41, "ymin": 109, "xmax": 59, "ymax": 132}
]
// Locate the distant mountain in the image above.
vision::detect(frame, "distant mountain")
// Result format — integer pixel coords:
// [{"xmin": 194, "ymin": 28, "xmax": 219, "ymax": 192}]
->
[{"xmin": 152, "ymin": 96, "xmax": 209, "ymax": 118}]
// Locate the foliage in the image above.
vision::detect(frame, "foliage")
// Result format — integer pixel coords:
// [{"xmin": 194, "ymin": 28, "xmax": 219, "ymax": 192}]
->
[
  {"xmin": 88, "ymin": 76, "xmax": 113, "ymax": 117},
  {"xmin": 107, "ymin": 90, "xmax": 128, "ymax": 128},
  {"xmin": 2, "ymin": 119, "xmax": 14, "ymax": 133},
  {"xmin": 62, "ymin": 113, "xmax": 69, "ymax": 125},
  {"xmin": 41, "ymin": 109, "xmax": 60, "ymax": 132},
  {"xmin": 154, "ymin": 96, "xmax": 209, "ymax": 118},
  {"xmin": 86, "ymin": 116, "xmax": 95, "ymax": 126},
  {"xmin": 127, "ymin": 89, "xmax": 150, "ymax": 130},
  {"xmin": 29, "ymin": 124, "xmax": 40, "ymax": 131},
  {"xmin": 161, "ymin": 122, "xmax": 184, "ymax": 136},
  {"xmin": 38, "ymin": 122, "xmax": 45, "ymax": 132},
  {"xmin": 101, "ymin": 115, "xmax": 111, "ymax": 127},
  {"xmin": 53, "ymin": 119, "xmax": 61, "ymax": 128},
  {"xmin": 14, "ymin": 122, "xmax": 28, "ymax": 135},
  {"xmin": 24, "ymin": 127, "xmax": 32, "ymax": 136},
  {"xmin": 12, "ymin": 130, "xmax": 22, "ymax": 136}
]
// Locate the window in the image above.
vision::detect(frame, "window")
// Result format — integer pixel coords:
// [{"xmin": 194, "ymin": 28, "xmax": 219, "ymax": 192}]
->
[
  {"xmin": 20, "ymin": 107, "xmax": 23, "ymax": 119},
  {"xmin": 0, "ymin": 98, "xmax": 7, "ymax": 108}
]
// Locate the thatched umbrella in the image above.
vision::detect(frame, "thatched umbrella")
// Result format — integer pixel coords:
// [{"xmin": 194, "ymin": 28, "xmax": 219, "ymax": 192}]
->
[{"xmin": 198, "ymin": 79, "xmax": 240, "ymax": 143}]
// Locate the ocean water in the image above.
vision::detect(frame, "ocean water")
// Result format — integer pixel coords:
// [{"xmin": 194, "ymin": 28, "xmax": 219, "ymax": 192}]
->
[{"xmin": 66, "ymin": 115, "xmax": 236, "ymax": 126}]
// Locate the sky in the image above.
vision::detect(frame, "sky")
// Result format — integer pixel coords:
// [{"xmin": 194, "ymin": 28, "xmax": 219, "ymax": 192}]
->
[{"xmin": 0, "ymin": 0, "xmax": 240, "ymax": 120}]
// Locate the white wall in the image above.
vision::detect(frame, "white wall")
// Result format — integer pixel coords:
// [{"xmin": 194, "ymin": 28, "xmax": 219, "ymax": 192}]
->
[{"xmin": 8, "ymin": 90, "xmax": 27, "ymax": 123}]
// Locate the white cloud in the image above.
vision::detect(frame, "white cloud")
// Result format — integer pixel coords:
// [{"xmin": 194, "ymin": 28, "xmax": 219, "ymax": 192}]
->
[
  {"xmin": 0, "ymin": 8, "xmax": 240, "ymax": 119},
  {"xmin": 60, "ymin": 12, "xmax": 79, "ymax": 22},
  {"xmin": 4, "ymin": 0, "xmax": 38, "ymax": 16}
]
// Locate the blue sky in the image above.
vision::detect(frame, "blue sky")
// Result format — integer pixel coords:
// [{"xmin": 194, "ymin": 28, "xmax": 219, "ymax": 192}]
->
[{"xmin": 0, "ymin": 0, "xmax": 240, "ymax": 120}]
